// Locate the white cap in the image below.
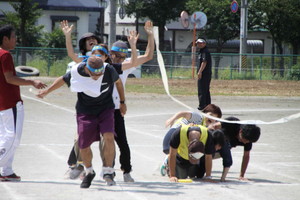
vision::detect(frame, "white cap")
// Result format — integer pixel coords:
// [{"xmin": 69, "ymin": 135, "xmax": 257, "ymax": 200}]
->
[{"xmin": 196, "ymin": 38, "xmax": 206, "ymax": 43}]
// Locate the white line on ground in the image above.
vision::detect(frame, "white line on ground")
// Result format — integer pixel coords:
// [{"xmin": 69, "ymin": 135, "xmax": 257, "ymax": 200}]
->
[
  {"xmin": 0, "ymin": 183, "xmax": 28, "ymax": 200},
  {"xmin": 126, "ymin": 127, "xmax": 163, "ymax": 139},
  {"xmin": 38, "ymin": 144, "xmax": 65, "ymax": 161},
  {"xmin": 21, "ymin": 94, "xmax": 74, "ymax": 114},
  {"xmin": 25, "ymin": 120, "xmax": 75, "ymax": 127}
]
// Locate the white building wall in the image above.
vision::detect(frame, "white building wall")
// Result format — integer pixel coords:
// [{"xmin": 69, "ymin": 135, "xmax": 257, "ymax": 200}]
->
[
  {"xmin": 0, "ymin": 2, "xmax": 15, "ymax": 12},
  {"xmin": 38, "ymin": 10, "xmax": 89, "ymax": 48}
]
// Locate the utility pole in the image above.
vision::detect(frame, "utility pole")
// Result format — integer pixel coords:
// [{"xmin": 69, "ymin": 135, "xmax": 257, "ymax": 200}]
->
[
  {"xmin": 239, "ymin": 0, "xmax": 248, "ymax": 72},
  {"xmin": 109, "ymin": 0, "xmax": 117, "ymax": 48}
]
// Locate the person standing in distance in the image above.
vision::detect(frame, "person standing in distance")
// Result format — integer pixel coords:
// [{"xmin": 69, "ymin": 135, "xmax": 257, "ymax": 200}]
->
[{"xmin": 196, "ymin": 39, "xmax": 212, "ymax": 110}]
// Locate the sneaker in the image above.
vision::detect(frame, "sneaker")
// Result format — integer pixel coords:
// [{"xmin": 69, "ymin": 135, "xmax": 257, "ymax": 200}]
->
[
  {"xmin": 160, "ymin": 155, "xmax": 169, "ymax": 176},
  {"xmin": 79, "ymin": 171, "xmax": 86, "ymax": 180},
  {"xmin": 123, "ymin": 173, "xmax": 134, "ymax": 182},
  {"xmin": 69, "ymin": 164, "xmax": 84, "ymax": 179},
  {"xmin": 0, "ymin": 174, "xmax": 5, "ymax": 181},
  {"xmin": 80, "ymin": 171, "xmax": 96, "ymax": 188},
  {"xmin": 103, "ymin": 173, "xmax": 116, "ymax": 186},
  {"xmin": 0, "ymin": 173, "xmax": 21, "ymax": 182}
]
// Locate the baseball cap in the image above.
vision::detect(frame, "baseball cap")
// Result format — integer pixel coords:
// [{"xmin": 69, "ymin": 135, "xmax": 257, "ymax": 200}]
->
[
  {"xmin": 196, "ymin": 38, "xmax": 206, "ymax": 43},
  {"xmin": 79, "ymin": 32, "xmax": 101, "ymax": 55}
]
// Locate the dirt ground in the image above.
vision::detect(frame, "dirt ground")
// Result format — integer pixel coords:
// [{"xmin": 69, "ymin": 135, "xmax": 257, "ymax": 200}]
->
[{"xmin": 126, "ymin": 78, "xmax": 300, "ymax": 96}]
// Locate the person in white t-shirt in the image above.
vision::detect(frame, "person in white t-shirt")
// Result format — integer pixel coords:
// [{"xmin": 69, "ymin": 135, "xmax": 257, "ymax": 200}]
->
[{"xmin": 102, "ymin": 20, "xmax": 154, "ymax": 182}]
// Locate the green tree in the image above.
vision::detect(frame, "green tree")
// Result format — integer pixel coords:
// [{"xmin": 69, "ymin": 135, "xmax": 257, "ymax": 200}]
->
[
  {"xmin": 0, "ymin": 0, "xmax": 44, "ymax": 47},
  {"xmin": 40, "ymin": 28, "xmax": 65, "ymax": 48},
  {"xmin": 252, "ymin": 0, "xmax": 300, "ymax": 76},
  {"xmin": 125, "ymin": 0, "xmax": 188, "ymax": 51},
  {"xmin": 0, "ymin": 0, "xmax": 44, "ymax": 65}
]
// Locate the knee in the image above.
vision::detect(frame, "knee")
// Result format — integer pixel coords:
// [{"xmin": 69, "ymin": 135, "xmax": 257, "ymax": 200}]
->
[{"xmin": 103, "ymin": 132, "xmax": 115, "ymax": 143}]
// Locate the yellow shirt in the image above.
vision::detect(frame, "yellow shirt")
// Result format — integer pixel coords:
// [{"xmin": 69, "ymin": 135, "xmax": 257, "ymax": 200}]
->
[{"xmin": 177, "ymin": 124, "xmax": 208, "ymax": 160}]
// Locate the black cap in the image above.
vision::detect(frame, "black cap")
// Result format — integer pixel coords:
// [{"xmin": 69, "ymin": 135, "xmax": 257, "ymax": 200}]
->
[{"xmin": 79, "ymin": 32, "xmax": 101, "ymax": 55}]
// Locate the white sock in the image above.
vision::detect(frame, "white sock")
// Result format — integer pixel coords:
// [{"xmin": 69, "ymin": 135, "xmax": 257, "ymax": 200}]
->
[
  {"xmin": 85, "ymin": 166, "xmax": 94, "ymax": 174},
  {"xmin": 102, "ymin": 167, "xmax": 115, "ymax": 175}
]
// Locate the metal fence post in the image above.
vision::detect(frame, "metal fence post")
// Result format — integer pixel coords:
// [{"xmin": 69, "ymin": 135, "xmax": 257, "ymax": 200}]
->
[
  {"xmin": 230, "ymin": 55, "xmax": 233, "ymax": 80},
  {"xmin": 47, "ymin": 49, "xmax": 51, "ymax": 76},
  {"xmin": 260, "ymin": 55, "xmax": 263, "ymax": 80}
]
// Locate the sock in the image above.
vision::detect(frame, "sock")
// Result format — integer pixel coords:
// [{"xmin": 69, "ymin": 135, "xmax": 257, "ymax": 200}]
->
[{"xmin": 85, "ymin": 166, "xmax": 94, "ymax": 174}]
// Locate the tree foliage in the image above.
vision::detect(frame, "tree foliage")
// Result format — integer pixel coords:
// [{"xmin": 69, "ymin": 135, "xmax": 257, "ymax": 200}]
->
[
  {"xmin": 251, "ymin": 0, "xmax": 300, "ymax": 76},
  {"xmin": 252, "ymin": 0, "xmax": 300, "ymax": 55},
  {"xmin": 0, "ymin": 0, "xmax": 44, "ymax": 47},
  {"xmin": 125, "ymin": 0, "xmax": 188, "ymax": 50},
  {"xmin": 40, "ymin": 28, "xmax": 66, "ymax": 48},
  {"xmin": 186, "ymin": 0, "xmax": 242, "ymax": 52}
]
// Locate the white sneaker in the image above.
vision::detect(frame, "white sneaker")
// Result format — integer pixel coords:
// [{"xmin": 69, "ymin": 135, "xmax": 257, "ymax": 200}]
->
[
  {"xmin": 69, "ymin": 164, "xmax": 84, "ymax": 179},
  {"xmin": 103, "ymin": 173, "xmax": 116, "ymax": 186},
  {"xmin": 123, "ymin": 173, "xmax": 134, "ymax": 182},
  {"xmin": 160, "ymin": 155, "xmax": 169, "ymax": 176}
]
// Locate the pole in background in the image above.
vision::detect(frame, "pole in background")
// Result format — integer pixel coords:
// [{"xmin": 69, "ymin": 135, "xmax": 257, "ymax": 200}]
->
[
  {"xmin": 109, "ymin": 0, "xmax": 117, "ymax": 48},
  {"xmin": 192, "ymin": 13, "xmax": 197, "ymax": 79},
  {"xmin": 239, "ymin": 0, "xmax": 248, "ymax": 72}
]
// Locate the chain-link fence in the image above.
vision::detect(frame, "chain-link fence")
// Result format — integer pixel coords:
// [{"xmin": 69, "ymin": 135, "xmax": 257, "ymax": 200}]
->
[{"xmin": 11, "ymin": 47, "xmax": 300, "ymax": 80}]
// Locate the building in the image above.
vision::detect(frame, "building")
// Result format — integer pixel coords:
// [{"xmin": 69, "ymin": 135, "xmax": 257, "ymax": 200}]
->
[{"xmin": 0, "ymin": 0, "xmax": 292, "ymax": 54}]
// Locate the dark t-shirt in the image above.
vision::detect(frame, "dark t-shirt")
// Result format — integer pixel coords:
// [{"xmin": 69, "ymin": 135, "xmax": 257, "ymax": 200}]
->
[
  {"xmin": 111, "ymin": 63, "xmax": 122, "ymax": 74},
  {"xmin": 0, "ymin": 49, "xmax": 21, "ymax": 111},
  {"xmin": 197, "ymin": 46, "xmax": 212, "ymax": 75},
  {"xmin": 63, "ymin": 63, "xmax": 119, "ymax": 115},
  {"xmin": 229, "ymin": 136, "xmax": 252, "ymax": 151},
  {"xmin": 169, "ymin": 126, "xmax": 214, "ymax": 167},
  {"xmin": 222, "ymin": 122, "xmax": 252, "ymax": 151}
]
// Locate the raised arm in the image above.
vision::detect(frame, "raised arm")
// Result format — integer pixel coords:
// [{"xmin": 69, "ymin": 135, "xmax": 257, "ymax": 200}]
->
[
  {"xmin": 121, "ymin": 20, "xmax": 154, "ymax": 71},
  {"xmin": 121, "ymin": 30, "xmax": 138, "ymax": 71},
  {"xmin": 60, "ymin": 20, "xmax": 82, "ymax": 63},
  {"xmin": 135, "ymin": 20, "xmax": 154, "ymax": 65}
]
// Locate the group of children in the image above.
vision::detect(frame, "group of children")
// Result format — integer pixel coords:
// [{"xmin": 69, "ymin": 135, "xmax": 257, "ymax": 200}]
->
[
  {"xmin": 0, "ymin": 21, "xmax": 261, "ymax": 188},
  {"xmin": 161, "ymin": 104, "xmax": 261, "ymax": 182},
  {"xmin": 36, "ymin": 20, "xmax": 154, "ymax": 188}
]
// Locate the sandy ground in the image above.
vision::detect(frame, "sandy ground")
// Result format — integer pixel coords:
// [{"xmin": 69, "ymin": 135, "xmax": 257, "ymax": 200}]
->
[{"xmin": 0, "ymin": 84, "xmax": 300, "ymax": 200}]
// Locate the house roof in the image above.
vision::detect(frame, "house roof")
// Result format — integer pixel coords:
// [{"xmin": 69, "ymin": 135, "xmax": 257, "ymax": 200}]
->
[{"xmin": 33, "ymin": 0, "xmax": 102, "ymax": 12}]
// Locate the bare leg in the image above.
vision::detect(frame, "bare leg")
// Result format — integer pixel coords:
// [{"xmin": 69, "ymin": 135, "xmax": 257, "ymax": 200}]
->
[
  {"xmin": 80, "ymin": 146, "xmax": 93, "ymax": 168},
  {"xmin": 102, "ymin": 132, "xmax": 115, "ymax": 167}
]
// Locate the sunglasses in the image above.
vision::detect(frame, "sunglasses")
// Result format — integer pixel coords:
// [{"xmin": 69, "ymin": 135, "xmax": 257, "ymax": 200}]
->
[
  {"xmin": 189, "ymin": 152, "xmax": 203, "ymax": 160},
  {"xmin": 112, "ymin": 53, "xmax": 126, "ymax": 59}
]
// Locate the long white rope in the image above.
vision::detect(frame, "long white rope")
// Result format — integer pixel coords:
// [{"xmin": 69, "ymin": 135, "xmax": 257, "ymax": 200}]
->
[{"xmin": 153, "ymin": 26, "xmax": 300, "ymax": 125}]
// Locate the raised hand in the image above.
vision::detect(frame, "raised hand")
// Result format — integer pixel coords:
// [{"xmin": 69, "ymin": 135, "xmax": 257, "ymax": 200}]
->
[
  {"xmin": 127, "ymin": 30, "xmax": 139, "ymax": 47},
  {"xmin": 60, "ymin": 20, "xmax": 73, "ymax": 36},
  {"xmin": 144, "ymin": 20, "xmax": 153, "ymax": 36}
]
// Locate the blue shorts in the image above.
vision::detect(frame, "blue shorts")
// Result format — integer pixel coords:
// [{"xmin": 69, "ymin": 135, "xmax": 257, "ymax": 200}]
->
[{"xmin": 76, "ymin": 109, "xmax": 115, "ymax": 149}]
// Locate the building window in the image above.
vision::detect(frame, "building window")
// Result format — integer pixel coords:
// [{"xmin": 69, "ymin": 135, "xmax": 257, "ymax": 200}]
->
[{"xmin": 50, "ymin": 16, "xmax": 79, "ymax": 47}]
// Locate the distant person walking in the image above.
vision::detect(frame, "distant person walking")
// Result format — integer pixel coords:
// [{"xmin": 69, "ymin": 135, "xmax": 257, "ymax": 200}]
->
[{"xmin": 196, "ymin": 39, "xmax": 212, "ymax": 110}]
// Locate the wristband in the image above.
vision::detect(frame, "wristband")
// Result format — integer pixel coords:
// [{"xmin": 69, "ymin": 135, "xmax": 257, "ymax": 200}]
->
[{"xmin": 120, "ymin": 100, "xmax": 125, "ymax": 104}]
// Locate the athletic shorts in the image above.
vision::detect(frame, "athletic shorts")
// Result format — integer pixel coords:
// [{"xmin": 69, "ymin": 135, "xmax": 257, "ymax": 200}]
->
[{"xmin": 76, "ymin": 109, "xmax": 115, "ymax": 149}]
